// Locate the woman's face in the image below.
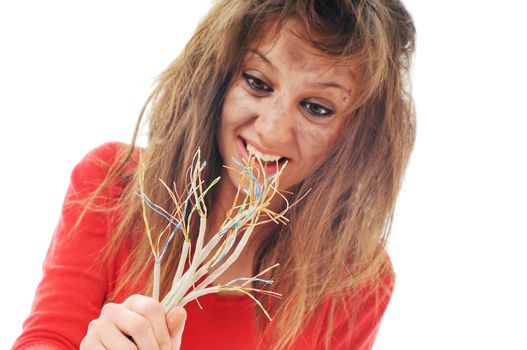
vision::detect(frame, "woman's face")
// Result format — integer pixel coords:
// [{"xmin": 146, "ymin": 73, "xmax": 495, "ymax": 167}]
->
[{"xmin": 218, "ymin": 20, "xmax": 357, "ymax": 193}]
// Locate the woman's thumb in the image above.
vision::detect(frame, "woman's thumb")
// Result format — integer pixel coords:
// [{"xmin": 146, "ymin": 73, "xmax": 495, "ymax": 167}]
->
[{"xmin": 167, "ymin": 306, "xmax": 187, "ymax": 349}]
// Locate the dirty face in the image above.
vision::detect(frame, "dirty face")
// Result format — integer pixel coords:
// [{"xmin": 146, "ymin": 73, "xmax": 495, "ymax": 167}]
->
[{"xmin": 217, "ymin": 20, "xmax": 357, "ymax": 194}]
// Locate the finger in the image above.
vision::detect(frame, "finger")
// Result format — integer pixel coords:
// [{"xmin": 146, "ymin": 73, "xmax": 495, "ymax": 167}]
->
[
  {"xmin": 167, "ymin": 307, "xmax": 187, "ymax": 350},
  {"xmin": 80, "ymin": 336, "xmax": 109, "ymax": 350},
  {"xmin": 124, "ymin": 295, "xmax": 171, "ymax": 350},
  {"xmin": 84, "ymin": 318, "xmax": 137, "ymax": 350},
  {"xmin": 102, "ymin": 303, "xmax": 160, "ymax": 350},
  {"xmin": 97, "ymin": 321, "xmax": 138, "ymax": 350}
]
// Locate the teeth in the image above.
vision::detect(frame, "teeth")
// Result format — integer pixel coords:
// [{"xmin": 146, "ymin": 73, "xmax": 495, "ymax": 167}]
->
[{"xmin": 246, "ymin": 143, "xmax": 283, "ymax": 162}]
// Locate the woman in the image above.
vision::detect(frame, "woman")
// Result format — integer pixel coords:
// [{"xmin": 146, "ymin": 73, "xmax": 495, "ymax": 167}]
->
[{"xmin": 14, "ymin": 0, "xmax": 415, "ymax": 349}]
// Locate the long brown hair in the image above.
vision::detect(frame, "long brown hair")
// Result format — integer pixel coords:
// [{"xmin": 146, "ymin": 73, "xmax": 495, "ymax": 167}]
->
[{"xmin": 87, "ymin": 0, "xmax": 415, "ymax": 348}]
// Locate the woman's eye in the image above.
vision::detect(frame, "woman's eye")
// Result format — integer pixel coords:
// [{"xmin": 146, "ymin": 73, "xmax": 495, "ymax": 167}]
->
[
  {"xmin": 242, "ymin": 72, "xmax": 273, "ymax": 92},
  {"xmin": 301, "ymin": 101, "xmax": 335, "ymax": 117}
]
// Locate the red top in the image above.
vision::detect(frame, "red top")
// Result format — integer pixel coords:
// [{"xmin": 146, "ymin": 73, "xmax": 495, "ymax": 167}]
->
[{"xmin": 13, "ymin": 142, "xmax": 394, "ymax": 350}]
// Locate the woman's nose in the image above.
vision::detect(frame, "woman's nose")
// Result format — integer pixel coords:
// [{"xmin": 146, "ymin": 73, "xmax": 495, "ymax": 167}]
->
[{"xmin": 253, "ymin": 95, "xmax": 295, "ymax": 146}]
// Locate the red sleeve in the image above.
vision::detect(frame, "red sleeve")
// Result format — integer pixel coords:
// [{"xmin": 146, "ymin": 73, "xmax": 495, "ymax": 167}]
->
[{"xmin": 12, "ymin": 142, "xmax": 129, "ymax": 350}]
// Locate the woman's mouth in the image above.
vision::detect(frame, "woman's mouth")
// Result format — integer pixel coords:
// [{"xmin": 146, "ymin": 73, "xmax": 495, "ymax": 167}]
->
[{"xmin": 237, "ymin": 137, "xmax": 288, "ymax": 176}]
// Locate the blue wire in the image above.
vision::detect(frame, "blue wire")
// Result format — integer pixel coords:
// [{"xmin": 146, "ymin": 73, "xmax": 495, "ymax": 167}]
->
[
  {"xmin": 181, "ymin": 195, "xmax": 189, "ymax": 222},
  {"xmin": 231, "ymin": 157, "xmax": 260, "ymax": 182},
  {"xmin": 210, "ymin": 229, "xmax": 238, "ymax": 268},
  {"xmin": 226, "ymin": 277, "xmax": 274, "ymax": 286},
  {"xmin": 159, "ymin": 226, "xmax": 179, "ymax": 259},
  {"xmin": 135, "ymin": 192, "xmax": 181, "ymax": 227}
]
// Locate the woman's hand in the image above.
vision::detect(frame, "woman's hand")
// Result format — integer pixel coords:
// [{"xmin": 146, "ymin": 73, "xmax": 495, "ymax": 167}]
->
[{"xmin": 80, "ymin": 294, "xmax": 187, "ymax": 350}]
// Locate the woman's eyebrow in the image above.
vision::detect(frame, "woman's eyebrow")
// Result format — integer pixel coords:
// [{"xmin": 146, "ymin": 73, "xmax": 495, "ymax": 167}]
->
[
  {"xmin": 248, "ymin": 49, "xmax": 278, "ymax": 73},
  {"xmin": 307, "ymin": 81, "xmax": 351, "ymax": 95}
]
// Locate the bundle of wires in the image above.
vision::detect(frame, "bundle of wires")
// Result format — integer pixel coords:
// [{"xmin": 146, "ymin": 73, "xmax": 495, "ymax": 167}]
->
[{"xmin": 136, "ymin": 149, "xmax": 291, "ymax": 320}]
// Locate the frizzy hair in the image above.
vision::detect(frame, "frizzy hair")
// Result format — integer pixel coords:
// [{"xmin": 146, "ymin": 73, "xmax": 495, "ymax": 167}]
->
[{"xmin": 88, "ymin": 0, "xmax": 416, "ymax": 349}]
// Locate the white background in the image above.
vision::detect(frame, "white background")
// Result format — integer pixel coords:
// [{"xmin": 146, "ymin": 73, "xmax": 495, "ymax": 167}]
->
[{"xmin": 1, "ymin": 1, "xmax": 526, "ymax": 349}]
